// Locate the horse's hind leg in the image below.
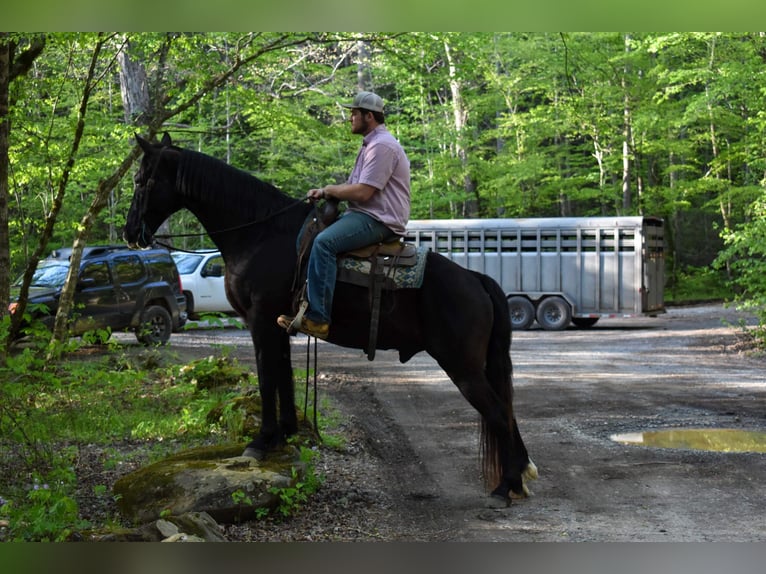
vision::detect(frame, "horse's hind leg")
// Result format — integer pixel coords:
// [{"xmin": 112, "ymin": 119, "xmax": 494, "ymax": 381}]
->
[
  {"xmin": 490, "ymin": 417, "xmax": 537, "ymax": 502},
  {"xmin": 442, "ymin": 366, "xmax": 526, "ymax": 499}
]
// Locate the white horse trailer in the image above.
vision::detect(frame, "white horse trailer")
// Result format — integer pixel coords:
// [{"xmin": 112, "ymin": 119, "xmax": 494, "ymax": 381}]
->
[{"xmin": 405, "ymin": 216, "xmax": 665, "ymax": 331}]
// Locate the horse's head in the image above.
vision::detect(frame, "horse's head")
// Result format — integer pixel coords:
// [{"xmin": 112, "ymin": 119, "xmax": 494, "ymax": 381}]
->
[{"xmin": 124, "ymin": 133, "xmax": 183, "ymax": 248}]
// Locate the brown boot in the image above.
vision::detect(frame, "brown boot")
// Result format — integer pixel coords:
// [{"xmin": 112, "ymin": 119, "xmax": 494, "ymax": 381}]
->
[{"xmin": 277, "ymin": 314, "xmax": 330, "ymax": 340}]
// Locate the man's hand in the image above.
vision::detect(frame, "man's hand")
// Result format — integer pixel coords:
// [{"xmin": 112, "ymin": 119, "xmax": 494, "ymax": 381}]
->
[{"xmin": 307, "ymin": 188, "xmax": 326, "ymax": 201}]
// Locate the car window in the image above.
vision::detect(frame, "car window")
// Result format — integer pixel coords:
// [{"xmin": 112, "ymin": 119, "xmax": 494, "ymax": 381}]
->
[
  {"xmin": 171, "ymin": 253, "xmax": 204, "ymax": 274},
  {"xmin": 79, "ymin": 261, "xmax": 111, "ymax": 287},
  {"xmin": 112, "ymin": 254, "xmax": 145, "ymax": 284},
  {"xmin": 25, "ymin": 262, "xmax": 70, "ymax": 288},
  {"xmin": 145, "ymin": 253, "xmax": 178, "ymax": 285},
  {"xmin": 202, "ymin": 256, "xmax": 225, "ymax": 276}
]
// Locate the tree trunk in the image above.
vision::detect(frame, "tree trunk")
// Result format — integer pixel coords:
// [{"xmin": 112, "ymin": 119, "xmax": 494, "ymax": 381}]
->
[
  {"xmin": 444, "ymin": 37, "xmax": 478, "ymax": 218},
  {"xmin": 621, "ymin": 33, "xmax": 632, "ymax": 213},
  {"xmin": 0, "ymin": 38, "xmax": 11, "ymax": 335},
  {"xmin": 117, "ymin": 37, "xmax": 173, "ymax": 244},
  {"xmin": 117, "ymin": 37, "xmax": 150, "ymax": 125},
  {"xmin": 48, "ymin": 36, "xmax": 108, "ymax": 351},
  {"xmin": 355, "ymin": 40, "xmax": 372, "ymax": 91},
  {"xmin": 1, "ymin": 35, "xmax": 45, "ymax": 355}
]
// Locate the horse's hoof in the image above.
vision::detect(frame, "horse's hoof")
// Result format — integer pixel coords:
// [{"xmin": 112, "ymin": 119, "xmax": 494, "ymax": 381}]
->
[
  {"xmin": 241, "ymin": 447, "xmax": 266, "ymax": 460},
  {"xmin": 488, "ymin": 492, "xmax": 512, "ymax": 508},
  {"xmin": 511, "ymin": 484, "xmax": 531, "ymax": 499}
]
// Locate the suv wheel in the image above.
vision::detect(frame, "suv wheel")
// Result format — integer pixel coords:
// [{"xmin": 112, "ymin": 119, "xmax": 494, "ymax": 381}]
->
[{"xmin": 136, "ymin": 305, "xmax": 172, "ymax": 345}]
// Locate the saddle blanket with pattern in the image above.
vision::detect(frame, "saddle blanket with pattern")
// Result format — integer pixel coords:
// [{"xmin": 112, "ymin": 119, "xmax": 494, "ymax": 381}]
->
[{"xmin": 337, "ymin": 246, "xmax": 429, "ymax": 290}]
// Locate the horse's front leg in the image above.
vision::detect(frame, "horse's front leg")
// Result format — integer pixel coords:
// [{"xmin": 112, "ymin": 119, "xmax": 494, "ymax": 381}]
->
[{"xmin": 242, "ymin": 320, "xmax": 296, "ymax": 459}]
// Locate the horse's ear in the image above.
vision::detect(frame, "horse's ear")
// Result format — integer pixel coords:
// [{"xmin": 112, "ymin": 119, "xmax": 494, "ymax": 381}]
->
[
  {"xmin": 135, "ymin": 134, "xmax": 153, "ymax": 155},
  {"xmin": 160, "ymin": 132, "xmax": 172, "ymax": 146}
]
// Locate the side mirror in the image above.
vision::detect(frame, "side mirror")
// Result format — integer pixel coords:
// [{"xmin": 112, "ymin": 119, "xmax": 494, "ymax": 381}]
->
[{"xmin": 202, "ymin": 264, "xmax": 224, "ymax": 278}]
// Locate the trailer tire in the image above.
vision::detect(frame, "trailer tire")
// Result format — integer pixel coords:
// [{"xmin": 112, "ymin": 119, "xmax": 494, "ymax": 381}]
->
[
  {"xmin": 536, "ymin": 296, "xmax": 572, "ymax": 331},
  {"xmin": 508, "ymin": 296, "xmax": 535, "ymax": 330}
]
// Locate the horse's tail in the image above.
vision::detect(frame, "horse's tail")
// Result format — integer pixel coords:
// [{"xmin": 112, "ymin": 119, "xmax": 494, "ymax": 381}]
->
[{"xmin": 475, "ymin": 272, "xmax": 529, "ymax": 492}]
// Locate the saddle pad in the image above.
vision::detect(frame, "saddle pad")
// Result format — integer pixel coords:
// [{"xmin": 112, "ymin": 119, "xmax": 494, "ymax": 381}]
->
[{"xmin": 337, "ymin": 246, "xmax": 429, "ymax": 289}]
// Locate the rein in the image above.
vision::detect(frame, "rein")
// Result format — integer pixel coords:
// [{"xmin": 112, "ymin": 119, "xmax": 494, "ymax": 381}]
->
[
  {"xmin": 303, "ymin": 336, "xmax": 320, "ymax": 440},
  {"xmin": 138, "ymin": 144, "xmax": 310, "ymax": 243},
  {"xmin": 154, "ymin": 198, "xmax": 311, "ymax": 241}
]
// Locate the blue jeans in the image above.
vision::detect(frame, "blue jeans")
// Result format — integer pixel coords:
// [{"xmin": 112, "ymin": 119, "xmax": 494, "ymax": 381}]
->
[{"xmin": 306, "ymin": 210, "xmax": 396, "ymax": 324}]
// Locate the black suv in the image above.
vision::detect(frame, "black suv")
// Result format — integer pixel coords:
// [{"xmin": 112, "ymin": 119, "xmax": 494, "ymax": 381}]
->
[{"xmin": 10, "ymin": 245, "xmax": 187, "ymax": 345}]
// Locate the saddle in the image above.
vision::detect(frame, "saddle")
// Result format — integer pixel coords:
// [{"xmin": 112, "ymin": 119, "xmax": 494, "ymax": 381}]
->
[{"xmin": 292, "ymin": 199, "xmax": 418, "ymax": 360}]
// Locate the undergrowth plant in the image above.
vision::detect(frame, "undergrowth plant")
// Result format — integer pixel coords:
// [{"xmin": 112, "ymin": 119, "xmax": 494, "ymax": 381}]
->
[
  {"xmin": 268, "ymin": 446, "xmax": 322, "ymax": 519},
  {"xmin": 715, "ymin": 194, "xmax": 766, "ymax": 349},
  {"xmin": 0, "ymin": 328, "xmax": 344, "ymax": 540}
]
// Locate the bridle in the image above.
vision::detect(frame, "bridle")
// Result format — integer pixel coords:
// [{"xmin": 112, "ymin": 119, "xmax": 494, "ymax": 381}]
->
[
  {"xmin": 131, "ymin": 145, "xmax": 168, "ymax": 248},
  {"xmin": 134, "ymin": 145, "xmax": 310, "ymax": 249}
]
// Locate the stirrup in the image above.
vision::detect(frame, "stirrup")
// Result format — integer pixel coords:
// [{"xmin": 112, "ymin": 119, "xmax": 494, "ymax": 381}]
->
[{"xmin": 284, "ymin": 300, "xmax": 309, "ymax": 334}]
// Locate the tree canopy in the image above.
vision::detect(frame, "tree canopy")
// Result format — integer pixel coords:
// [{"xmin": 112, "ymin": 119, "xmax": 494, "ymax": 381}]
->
[{"xmin": 2, "ymin": 32, "xmax": 766, "ymax": 348}]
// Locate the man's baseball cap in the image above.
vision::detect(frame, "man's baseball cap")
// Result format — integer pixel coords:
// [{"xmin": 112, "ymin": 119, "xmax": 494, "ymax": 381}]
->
[{"xmin": 341, "ymin": 91, "xmax": 384, "ymax": 113}]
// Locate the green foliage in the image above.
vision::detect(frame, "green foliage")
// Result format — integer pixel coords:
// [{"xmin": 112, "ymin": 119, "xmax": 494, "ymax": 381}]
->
[
  {"xmin": 665, "ymin": 265, "xmax": 731, "ymax": 305},
  {"xmin": 267, "ymin": 446, "xmax": 322, "ymax": 519},
  {"xmin": 0, "ymin": 344, "xmax": 243, "ymax": 540},
  {"xmin": 6, "ymin": 30, "xmax": 766, "ymax": 528},
  {"xmin": 175, "ymin": 353, "xmax": 255, "ymax": 391},
  {"xmin": 0, "ymin": 468, "xmax": 86, "ymax": 542},
  {"xmin": 714, "ymin": 193, "xmax": 766, "ymax": 345},
  {"xmin": 5, "ymin": 31, "xmax": 766, "ymax": 293},
  {"xmin": 0, "ymin": 336, "xmax": 348, "ymax": 539}
]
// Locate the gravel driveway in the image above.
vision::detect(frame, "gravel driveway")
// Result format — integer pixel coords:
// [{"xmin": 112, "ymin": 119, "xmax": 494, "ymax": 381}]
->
[{"xmin": 163, "ymin": 304, "xmax": 766, "ymax": 541}]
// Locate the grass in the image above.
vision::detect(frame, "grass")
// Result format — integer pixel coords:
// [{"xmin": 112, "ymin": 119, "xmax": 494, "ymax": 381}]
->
[{"xmin": 0, "ymin": 331, "xmax": 345, "ymax": 541}]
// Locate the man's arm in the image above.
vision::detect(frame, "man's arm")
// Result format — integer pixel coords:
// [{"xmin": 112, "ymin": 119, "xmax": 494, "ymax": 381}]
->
[{"xmin": 308, "ymin": 182, "xmax": 376, "ymax": 203}]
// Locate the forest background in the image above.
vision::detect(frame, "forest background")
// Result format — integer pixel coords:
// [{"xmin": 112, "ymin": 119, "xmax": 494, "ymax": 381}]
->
[{"xmin": 2, "ymin": 32, "xmax": 766, "ymax": 350}]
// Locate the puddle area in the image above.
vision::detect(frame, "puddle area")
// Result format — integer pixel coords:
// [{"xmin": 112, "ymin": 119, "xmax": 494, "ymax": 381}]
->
[{"xmin": 611, "ymin": 428, "xmax": 766, "ymax": 453}]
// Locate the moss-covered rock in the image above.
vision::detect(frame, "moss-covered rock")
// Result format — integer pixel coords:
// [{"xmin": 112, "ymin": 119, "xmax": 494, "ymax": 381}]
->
[{"xmin": 113, "ymin": 444, "xmax": 304, "ymax": 524}]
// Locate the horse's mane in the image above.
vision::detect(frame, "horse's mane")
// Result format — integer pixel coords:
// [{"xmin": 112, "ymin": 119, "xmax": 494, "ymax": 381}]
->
[{"xmin": 176, "ymin": 148, "xmax": 302, "ymax": 224}]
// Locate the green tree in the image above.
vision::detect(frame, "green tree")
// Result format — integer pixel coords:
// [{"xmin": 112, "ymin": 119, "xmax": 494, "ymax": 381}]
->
[{"xmin": 0, "ymin": 33, "xmax": 45, "ymax": 361}]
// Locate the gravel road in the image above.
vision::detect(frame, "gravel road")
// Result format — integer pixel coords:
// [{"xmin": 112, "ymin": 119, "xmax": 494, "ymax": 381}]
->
[{"xmin": 129, "ymin": 304, "xmax": 766, "ymax": 541}]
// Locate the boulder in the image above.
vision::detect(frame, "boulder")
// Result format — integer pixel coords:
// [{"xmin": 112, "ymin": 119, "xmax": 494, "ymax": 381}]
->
[{"xmin": 114, "ymin": 444, "xmax": 305, "ymax": 524}]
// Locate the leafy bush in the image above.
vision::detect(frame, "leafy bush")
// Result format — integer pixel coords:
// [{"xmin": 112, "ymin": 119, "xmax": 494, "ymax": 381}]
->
[
  {"xmin": 715, "ymin": 193, "xmax": 766, "ymax": 346},
  {"xmin": 0, "ymin": 465, "xmax": 85, "ymax": 542},
  {"xmin": 665, "ymin": 265, "xmax": 731, "ymax": 304},
  {"xmin": 0, "ymin": 339, "xmax": 342, "ymax": 540}
]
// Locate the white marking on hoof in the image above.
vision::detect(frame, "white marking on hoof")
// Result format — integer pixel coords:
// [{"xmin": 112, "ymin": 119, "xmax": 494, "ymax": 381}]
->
[{"xmin": 523, "ymin": 458, "xmax": 539, "ymax": 481}]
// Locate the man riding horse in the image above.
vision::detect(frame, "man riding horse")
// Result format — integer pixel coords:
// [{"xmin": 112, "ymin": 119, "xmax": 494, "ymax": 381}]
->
[
  {"xmin": 278, "ymin": 91, "xmax": 411, "ymax": 340},
  {"xmin": 125, "ymin": 95, "xmax": 536, "ymax": 503}
]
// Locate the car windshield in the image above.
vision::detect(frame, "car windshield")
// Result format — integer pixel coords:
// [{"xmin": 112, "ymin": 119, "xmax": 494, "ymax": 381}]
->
[
  {"xmin": 18, "ymin": 261, "xmax": 70, "ymax": 288},
  {"xmin": 171, "ymin": 253, "xmax": 205, "ymax": 274}
]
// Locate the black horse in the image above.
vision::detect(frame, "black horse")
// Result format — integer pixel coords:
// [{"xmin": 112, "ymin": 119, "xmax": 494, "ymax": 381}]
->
[{"xmin": 124, "ymin": 133, "xmax": 536, "ymax": 501}]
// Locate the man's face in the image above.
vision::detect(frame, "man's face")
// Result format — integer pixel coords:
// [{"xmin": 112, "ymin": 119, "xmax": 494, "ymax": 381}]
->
[{"xmin": 350, "ymin": 108, "xmax": 370, "ymax": 135}]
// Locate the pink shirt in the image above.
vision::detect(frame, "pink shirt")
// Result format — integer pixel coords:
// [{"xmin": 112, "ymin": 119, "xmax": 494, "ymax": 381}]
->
[{"xmin": 346, "ymin": 125, "xmax": 411, "ymax": 235}]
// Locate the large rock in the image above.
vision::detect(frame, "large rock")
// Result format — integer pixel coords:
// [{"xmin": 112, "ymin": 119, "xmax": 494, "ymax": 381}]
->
[{"xmin": 114, "ymin": 444, "xmax": 305, "ymax": 524}]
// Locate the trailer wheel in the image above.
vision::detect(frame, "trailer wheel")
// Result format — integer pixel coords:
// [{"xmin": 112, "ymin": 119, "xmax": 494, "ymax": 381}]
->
[
  {"xmin": 536, "ymin": 296, "xmax": 572, "ymax": 331},
  {"xmin": 508, "ymin": 296, "xmax": 535, "ymax": 330}
]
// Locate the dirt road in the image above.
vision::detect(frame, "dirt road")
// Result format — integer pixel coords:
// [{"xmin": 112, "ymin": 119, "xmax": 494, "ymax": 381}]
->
[{"xmin": 171, "ymin": 304, "xmax": 766, "ymax": 541}]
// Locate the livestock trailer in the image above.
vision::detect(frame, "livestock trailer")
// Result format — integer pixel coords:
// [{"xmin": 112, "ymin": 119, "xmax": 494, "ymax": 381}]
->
[{"xmin": 404, "ymin": 216, "xmax": 665, "ymax": 330}]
